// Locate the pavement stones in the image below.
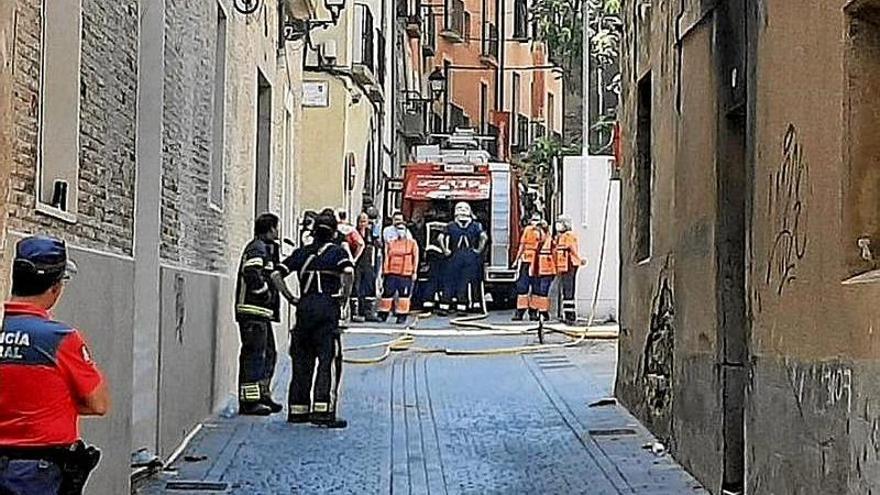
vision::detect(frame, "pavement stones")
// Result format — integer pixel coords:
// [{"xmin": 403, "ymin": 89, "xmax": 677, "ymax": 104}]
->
[{"xmin": 137, "ymin": 317, "xmax": 707, "ymax": 495}]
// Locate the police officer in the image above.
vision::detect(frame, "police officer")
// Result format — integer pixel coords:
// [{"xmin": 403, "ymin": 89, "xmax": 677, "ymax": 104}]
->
[
  {"xmin": 234, "ymin": 213, "xmax": 284, "ymax": 416},
  {"xmin": 378, "ymin": 212, "xmax": 420, "ymax": 324},
  {"xmin": 440, "ymin": 202, "xmax": 488, "ymax": 315},
  {"xmin": 279, "ymin": 211, "xmax": 354, "ymax": 428},
  {"xmin": 513, "ymin": 213, "xmax": 545, "ymax": 321},
  {"xmin": 554, "ymin": 215, "xmax": 586, "ymax": 324},
  {"xmin": 0, "ymin": 236, "xmax": 107, "ymax": 494}
]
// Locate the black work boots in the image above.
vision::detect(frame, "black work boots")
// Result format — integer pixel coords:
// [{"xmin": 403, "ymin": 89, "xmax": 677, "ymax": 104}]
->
[{"xmin": 239, "ymin": 402, "xmax": 273, "ymax": 416}]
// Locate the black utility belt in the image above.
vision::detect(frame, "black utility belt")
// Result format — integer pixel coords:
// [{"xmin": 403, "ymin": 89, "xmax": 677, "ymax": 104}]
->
[{"xmin": 0, "ymin": 444, "xmax": 75, "ymax": 464}]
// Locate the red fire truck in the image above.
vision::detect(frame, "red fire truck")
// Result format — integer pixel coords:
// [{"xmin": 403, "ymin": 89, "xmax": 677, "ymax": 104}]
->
[{"xmin": 389, "ymin": 129, "xmax": 525, "ymax": 306}]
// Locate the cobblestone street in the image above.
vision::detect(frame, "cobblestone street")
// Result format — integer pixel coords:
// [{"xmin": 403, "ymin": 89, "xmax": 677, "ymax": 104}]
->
[{"xmin": 138, "ymin": 315, "xmax": 706, "ymax": 494}]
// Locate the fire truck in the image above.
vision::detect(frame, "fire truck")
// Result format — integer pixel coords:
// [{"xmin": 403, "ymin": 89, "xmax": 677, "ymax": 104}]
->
[{"xmin": 389, "ymin": 129, "xmax": 525, "ymax": 306}]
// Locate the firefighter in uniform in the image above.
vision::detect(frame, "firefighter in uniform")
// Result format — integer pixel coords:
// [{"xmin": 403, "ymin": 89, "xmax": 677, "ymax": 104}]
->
[
  {"xmin": 440, "ymin": 202, "xmax": 488, "ymax": 315},
  {"xmin": 554, "ymin": 215, "xmax": 586, "ymax": 324},
  {"xmin": 513, "ymin": 213, "xmax": 545, "ymax": 321},
  {"xmin": 279, "ymin": 211, "xmax": 354, "ymax": 428},
  {"xmin": 418, "ymin": 216, "xmax": 447, "ymax": 313},
  {"xmin": 378, "ymin": 212, "xmax": 420, "ymax": 324},
  {"xmin": 532, "ymin": 222, "xmax": 557, "ymax": 321},
  {"xmin": 234, "ymin": 213, "xmax": 284, "ymax": 416},
  {"xmin": 352, "ymin": 213, "xmax": 380, "ymax": 323},
  {"xmin": 0, "ymin": 236, "xmax": 106, "ymax": 494}
]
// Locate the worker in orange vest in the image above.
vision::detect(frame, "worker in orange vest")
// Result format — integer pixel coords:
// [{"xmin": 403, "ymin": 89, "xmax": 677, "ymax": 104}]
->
[
  {"xmin": 554, "ymin": 215, "xmax": 586, "ymax": 324},
  {"xmin": 513, "ymin": 213, "xmax": 546, "ymax": 321},
  {"xmin": 378, "ymin": 212, "xmax": 420, "ymax": 324},
  {"xmin": 530, "ymin": 222, "xmax": 557, "ymax": 321}
]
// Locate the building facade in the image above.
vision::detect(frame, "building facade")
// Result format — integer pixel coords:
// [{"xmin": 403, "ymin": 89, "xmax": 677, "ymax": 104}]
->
[
  {"xmin": 300, "ymin": 0, "xmax": 388, "ymax": 217},
  {"xmin": 6, "ymin": 0, "xmax": 311, "ymax": 492},
  {"xmin": 618, "ymin": 0, "xmax": 880, "ymax": 493},
  {"xmin": 391, "ymin": 0, "xmax": 563, "ymax": 179}
]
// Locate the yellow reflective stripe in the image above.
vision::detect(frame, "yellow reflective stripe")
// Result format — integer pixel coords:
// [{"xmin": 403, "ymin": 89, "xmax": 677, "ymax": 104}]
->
[
  {"xmin": 243, "ymin": 257, "xmax": 264, "ymax": 269},
  {"xmin": 290, "ymin": 404, "xmax": 310, "ymax": 414},
  {"xmin": 240, "ymin": 384, "xmax": 261, "ymax": 401},
  {"xmin": 236, "ymin": 305, "xmax": 274, "ymax": 318},
  {"xmin": 313, "ymin": 402, "xmax": 330, "ymax": 413}
]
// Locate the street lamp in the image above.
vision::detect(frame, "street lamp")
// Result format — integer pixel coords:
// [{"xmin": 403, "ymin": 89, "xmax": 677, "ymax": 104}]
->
[
  {"xmin": 282, "ymin": 0, "xmax": 346, "ymax": 41},
  {"xmin": 428, "ymin": 66, "xmax": 447, "ymax": 100},
  {"xmin": 234, "ymin": 0, "xmax": 262, "ymax": 15}
]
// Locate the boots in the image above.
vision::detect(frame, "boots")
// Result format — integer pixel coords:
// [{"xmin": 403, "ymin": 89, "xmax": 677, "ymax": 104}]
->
[
  {"xmin": 364, "ymin": 299, "xmax": 379, "ymax": 322},
  {"xmin": 310, "ymin": 412, "xmax": 348, "ymax": 429},
  {"xmin": 528, "ymin": 309, "xmax": 538, "ymax": 321},
  {"xmin": 239, "ymin": 401, "xmax": 272, "ymax": 416},
  {"xmin": 512, "ymin": 309, "xmax": 526, "ymax": 321},
  {"xmin": 395, "ymin": 314, "xmax": 408, "ymax": 325},
  {"xmin": 540, "ymin": 311, "xmax": 551, "ymax": 322},
  {"xmin": 563, "ymin": 311, "xmax": 577, "ymax": 326}
]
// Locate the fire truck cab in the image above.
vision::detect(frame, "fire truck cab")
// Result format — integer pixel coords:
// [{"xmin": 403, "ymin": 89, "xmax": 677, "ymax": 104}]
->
[{"xmin": 394, "ymin": 129, "xmax": 522, "ymax": 306}]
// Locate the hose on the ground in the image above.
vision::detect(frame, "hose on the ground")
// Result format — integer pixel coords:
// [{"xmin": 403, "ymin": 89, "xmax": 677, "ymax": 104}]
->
[{"xmin": 343, "ymin": 179, "xmax": 616, "ymax": 364}]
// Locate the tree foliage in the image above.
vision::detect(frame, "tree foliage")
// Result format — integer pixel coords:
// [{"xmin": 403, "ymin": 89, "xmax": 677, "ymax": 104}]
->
[{"xmin": 531, "ymin": 0, "xmax": 621, "ymax": 75}]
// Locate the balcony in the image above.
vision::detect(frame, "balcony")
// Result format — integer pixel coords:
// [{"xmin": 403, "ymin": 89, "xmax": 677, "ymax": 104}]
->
[
  {"xmin": 352, "ymin": 5, "xmax": 376, "ymax": 85},
  {"xmin": 480, "ymin": 21, "xmax": 499, "ymax": 66},
  {"xmin": 422, "ymin": 6, "xmax": 436, "ymax": 56},
  {"xmin": 512, "ymin": 114, "xmax": 530, "ymax": 153},
  {"xmin": 441, "ymin": 0, "xmax": 467, "ymax": 43}
]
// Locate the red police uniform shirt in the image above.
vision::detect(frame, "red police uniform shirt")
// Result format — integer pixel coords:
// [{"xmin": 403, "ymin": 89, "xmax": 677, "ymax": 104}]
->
[{"xmin": 0, "ymin": 302, "xmax": 103, "ymax": 447}]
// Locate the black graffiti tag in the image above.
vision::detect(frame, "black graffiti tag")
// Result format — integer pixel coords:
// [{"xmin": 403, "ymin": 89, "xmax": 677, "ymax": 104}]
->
[{"xmin": 765, "ymin": 124, "xmax": 809, "ymax": 296}]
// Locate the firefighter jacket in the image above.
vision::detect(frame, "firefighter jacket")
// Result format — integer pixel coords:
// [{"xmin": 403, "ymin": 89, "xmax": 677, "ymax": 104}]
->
[
  {"xmin": 533, "ymin": 235, "xmax": 558, "ymax": 277},
  {"xmin": 384, "ymin": 237, "xmax": 419, "ymax": 277},
  {"xmin": 518, "ymin": 225, "xmax": 544, "ymax": 264},
  {"xmin": 235, "ymin": 238, "xmax": 281, "ymax": 321},
  {"xmin": 554, "ymin": 231, "xmax": 583, "ymax": 273}
]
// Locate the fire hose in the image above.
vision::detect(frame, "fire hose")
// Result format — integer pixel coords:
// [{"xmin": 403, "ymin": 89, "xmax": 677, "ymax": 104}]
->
[{"xmin": 343, "ymin": 178, "xmax": 616, "ymax": 364}]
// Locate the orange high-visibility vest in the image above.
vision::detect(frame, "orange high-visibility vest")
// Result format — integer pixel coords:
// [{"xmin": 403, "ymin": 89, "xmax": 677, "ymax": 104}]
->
[
  {"xmin": 555, "ymin": 231, "xmax": 582, "ymax": 273},
  {"xmin": 519, "ymin": 226, "xmax": 543, "ymax": 264},
  {"xmin": 535, "ymin": 236, "xmax": 557, "ymax": 276},
  {"xmin": 384, "ymin": 237, "xmax": 418, "ymax": 277}
]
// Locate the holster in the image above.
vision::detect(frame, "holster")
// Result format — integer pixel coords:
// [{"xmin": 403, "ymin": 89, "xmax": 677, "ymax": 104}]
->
[{"xmin": 0, "ymin": 441, "xmax": 100, "ymax": 495}]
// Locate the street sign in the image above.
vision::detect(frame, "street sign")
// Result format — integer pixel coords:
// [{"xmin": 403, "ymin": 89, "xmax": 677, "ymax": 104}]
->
[
  {"xmin": 302, "ymin": 81, "xmax": 329, "ymax": 107},
  {"xmin": 443, "ymin": 163, "xmax": 474, "ymax": 173}
]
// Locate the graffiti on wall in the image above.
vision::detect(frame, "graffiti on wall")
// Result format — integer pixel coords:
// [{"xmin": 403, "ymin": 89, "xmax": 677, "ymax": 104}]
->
[
  {"xmin": 643, "ymin": 256, "xmax": 674, "ymax": 417},
  {"xmin": 765, "ymin": 124, "xmax": 810, "ymax": 296},
  {"xmin": 786, "ymin": 360, "xmax": 853, "ymax": 418}
]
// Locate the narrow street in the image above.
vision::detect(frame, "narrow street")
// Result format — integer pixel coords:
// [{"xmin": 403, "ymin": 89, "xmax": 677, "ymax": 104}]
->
[{"xmin": 138, "ymin": 314, "xmax": 705, "ymax": 494}]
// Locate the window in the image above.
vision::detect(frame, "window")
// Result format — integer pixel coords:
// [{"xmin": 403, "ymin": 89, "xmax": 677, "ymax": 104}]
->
[
  {"xmin": 511, "ymin": 72, "xmax": 520, "ymax": 145},
  {"xmin": 480, "ymin": 83, "xmax": 488, "ymax": 134},
  {"xmin": 210, "ymin": 3, "xmax": 227, "ymax": 209},
  {"xmin": 635, "ymin": 73, "xmax": 652, "ymax": 262},
  {"xmin": 513, "ymin": 0, "xmax": 528, "ymax": 39},
  {"xmin": 844, "ymin": 4, "xmax": 880, "ymax": 277},
  {"xmin": 38, "ymin": 0, "xmax": 83, "ymax": 219},
  {"xmin": 547, "ymin": 92, "xmax": 555, "ymax": 133}
]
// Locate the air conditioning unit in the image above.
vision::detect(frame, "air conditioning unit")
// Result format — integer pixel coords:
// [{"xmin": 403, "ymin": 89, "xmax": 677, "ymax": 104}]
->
[{"xmin": 320, "ymin": 41, "xmax": 338, "ymax": 66}]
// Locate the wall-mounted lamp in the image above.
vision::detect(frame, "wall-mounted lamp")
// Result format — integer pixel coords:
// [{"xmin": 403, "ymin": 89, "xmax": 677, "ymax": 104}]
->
[
  {"xmin": 234, "ymin": 0, "xmax": 262, "ymax": 15},
  {"xmin": 283, "ymin": 0, "xmax": 346, "ymax": 41}
]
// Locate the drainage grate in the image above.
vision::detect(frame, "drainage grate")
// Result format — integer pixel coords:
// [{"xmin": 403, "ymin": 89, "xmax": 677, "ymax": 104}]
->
[
  {"xmin": 165, "ymin": 481, "xmax": 229, "ymax": 491},
  {"xmin": 589, "ymin": 428, "xmax": 637, "ymax": 437}
]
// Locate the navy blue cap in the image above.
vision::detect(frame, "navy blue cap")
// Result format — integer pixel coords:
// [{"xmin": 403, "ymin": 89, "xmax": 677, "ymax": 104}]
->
[{"xmin": 14, "ymin": 235, "xmax": 78, "ymax": 279}]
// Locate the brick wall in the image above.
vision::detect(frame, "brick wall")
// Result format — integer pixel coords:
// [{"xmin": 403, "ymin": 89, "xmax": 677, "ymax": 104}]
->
[
  {"xmin": 161, "ymin": 0, "xmax": 227, "ymax": 272},
  {"xmin": 10, "ymin": 0, "xmax": 138, "ymax": 256}
]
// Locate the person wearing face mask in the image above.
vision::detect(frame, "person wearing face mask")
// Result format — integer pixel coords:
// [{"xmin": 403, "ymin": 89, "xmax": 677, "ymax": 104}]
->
[
  {"xmin": 512, "ymin": 213, "xmax": 545, "ymax": 321},
  {"xmin": 378, "ymin": 212, "xmax": 420, "ymax": 324},
  {"xmin": 439, "ymin": 202, "xmax": 488, "ymax": 315},
  {"xmin": 554, "ymin": 215, "xmax": 586, "ymax": 324}
]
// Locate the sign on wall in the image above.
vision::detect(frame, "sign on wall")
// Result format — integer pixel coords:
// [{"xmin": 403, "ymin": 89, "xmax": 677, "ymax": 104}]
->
[{"xmin": 302, "ymin": 81, "xmax": 329, "ymax": 107}]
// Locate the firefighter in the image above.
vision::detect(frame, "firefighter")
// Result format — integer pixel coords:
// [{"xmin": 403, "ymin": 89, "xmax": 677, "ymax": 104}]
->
[
  {"xmin": 278, "ymin": 211, "xmax": 354, "ymax": 428},
  {"xmin": 235, "ymin": 213, "xmax": 284, "ymax": 416},
  {"xmin": 440, "ymin": 202, "xmax": 488, "ymax": 315},
  {"xmin": 555, "ymin": 215, "xmax": 586, "ymax": 324},
  {"xmin": 352, "ymin": 212, "xmax": 380, "ymax": 323},
  {"xmin": 378, "ymin": 212, "xmax": 420, "ymax": 324},
  {"xmin": 512, "ymin": 213, "xmax": 545, "ymax": 321},
  {"xmin": 416, "ymin": 211, "xmax": 447, "ymax": 313},
  {"xmin": 531, "ymin": 221, "xmax": 557, "ymax": 321}
]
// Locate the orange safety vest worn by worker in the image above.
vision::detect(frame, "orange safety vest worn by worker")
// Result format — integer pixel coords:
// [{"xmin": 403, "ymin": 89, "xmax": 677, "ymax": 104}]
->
[
  {"xmin": 519, "ymin": 226, "xmax": 543, "ymax": 264},
  {"xmin": 384, "ymin": 237, "xmax": 418, "ymax": 277},
  {"xmin": 555, "ymin": 231, "xmax": 582, "ymax": 273},
  {"xmin": 534, "ymin": 236, "xmax": 557, "ymax": 276}
]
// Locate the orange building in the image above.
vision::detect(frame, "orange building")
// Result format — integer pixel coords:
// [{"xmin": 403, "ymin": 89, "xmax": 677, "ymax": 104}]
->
[{"xmin": 395, "ymin": 0, "xmax": 563, "ymax": 162}]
